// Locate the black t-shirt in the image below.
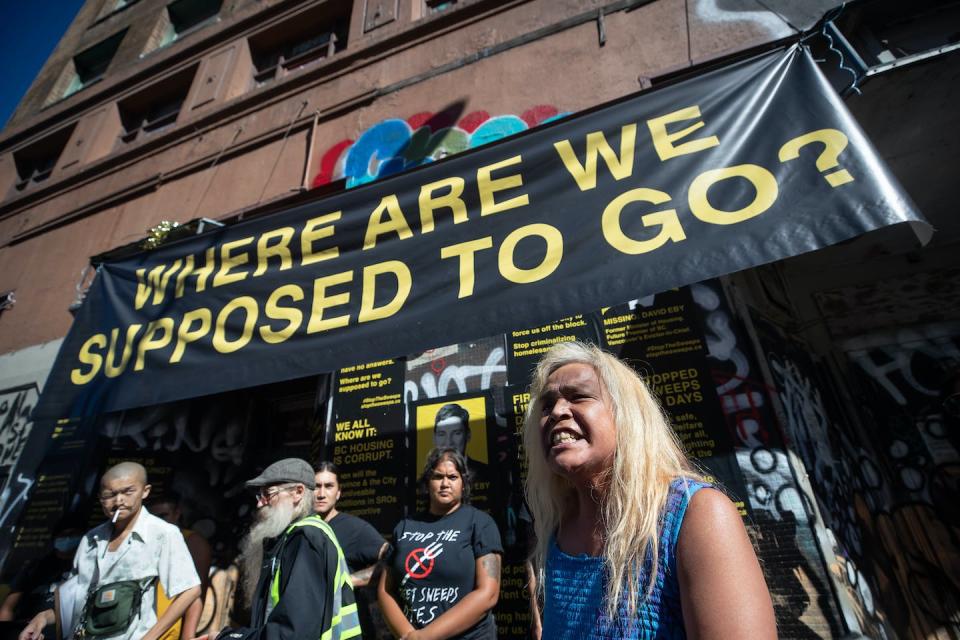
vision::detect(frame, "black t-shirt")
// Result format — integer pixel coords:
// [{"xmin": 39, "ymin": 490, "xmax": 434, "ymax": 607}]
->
[
  {"xmin": 328, "ymin": 512, "xmax": 385, "ymax": 572},
  {"xmin": 388, "ymin": 504, "xmax": 503, "ymax": 639}
]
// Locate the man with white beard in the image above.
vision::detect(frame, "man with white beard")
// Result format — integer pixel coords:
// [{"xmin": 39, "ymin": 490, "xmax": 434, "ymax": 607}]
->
[{"xmin": 203, "ymin": 458, "xmax": 360, "ymax": 640}]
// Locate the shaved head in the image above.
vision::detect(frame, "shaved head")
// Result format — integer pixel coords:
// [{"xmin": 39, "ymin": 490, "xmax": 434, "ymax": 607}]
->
[
  {"xmin": 98, "ymin": 462, "xmax": 151, "ymax": 527},
  {"xmin": 101, "ymin": 462, "xmax": 148, "ymax": 488}
]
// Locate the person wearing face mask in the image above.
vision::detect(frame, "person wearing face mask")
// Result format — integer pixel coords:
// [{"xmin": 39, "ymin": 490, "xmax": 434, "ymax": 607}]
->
[
  {"xmin": 18, "ymin": 461, "xmax": 200, "ymax": 640},
  {"xmin": 378, "ymin": 448, "xmax": 502, "ymax": 640},
  {"xmin": 0, "ymin": 519, "xmax": 83, "ymax": 635},
  {"xmin": 523, "ymin": 341, "xmax": 775, "ymax": 639}
]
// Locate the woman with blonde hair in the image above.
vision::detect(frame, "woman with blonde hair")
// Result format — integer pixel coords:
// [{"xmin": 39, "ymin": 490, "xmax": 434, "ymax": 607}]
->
[{"xmin": 523, "ymin": 340, "xmax": 776, "ymax": 638}]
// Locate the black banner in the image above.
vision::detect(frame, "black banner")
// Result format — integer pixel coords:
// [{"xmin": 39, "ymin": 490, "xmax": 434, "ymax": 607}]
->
[{"xmin": 35, "ymin": 44, "xmax": 928, "ymax": 420}]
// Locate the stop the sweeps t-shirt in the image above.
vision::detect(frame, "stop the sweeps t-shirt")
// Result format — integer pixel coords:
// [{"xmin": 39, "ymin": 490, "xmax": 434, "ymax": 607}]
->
[{"xmin": 388, "ymin": 504, "xmax": 503, "ymax": 639}]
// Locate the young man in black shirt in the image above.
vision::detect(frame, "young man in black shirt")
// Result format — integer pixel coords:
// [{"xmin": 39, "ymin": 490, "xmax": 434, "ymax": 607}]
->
[{"xmin": 314, "ymin": 462, "xmax": 387, "ymax": 637}]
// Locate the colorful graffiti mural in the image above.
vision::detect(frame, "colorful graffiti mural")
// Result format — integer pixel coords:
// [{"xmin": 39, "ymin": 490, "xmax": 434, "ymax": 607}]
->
[
  {"xmin": 689, "ymin": 283, "xmax": 843, "ymax": 639},
  {"xmin": 312, "ymin": 105, "xmax": 568, "ymax": 188},
  {"xmin": 751, "ymin": 317, "xmax": 960, "ymax": 639}
]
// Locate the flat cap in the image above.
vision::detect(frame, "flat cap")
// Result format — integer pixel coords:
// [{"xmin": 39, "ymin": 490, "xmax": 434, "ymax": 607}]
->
[{"xmin": 245, "ymin": 458, "xmax": 316, "ymax": 490}]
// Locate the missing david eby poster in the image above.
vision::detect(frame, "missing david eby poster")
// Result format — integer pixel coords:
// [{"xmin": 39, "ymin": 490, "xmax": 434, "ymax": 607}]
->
[{"xmin": 600, "ymin": 283, "xmax": 750, "ymax": 511}]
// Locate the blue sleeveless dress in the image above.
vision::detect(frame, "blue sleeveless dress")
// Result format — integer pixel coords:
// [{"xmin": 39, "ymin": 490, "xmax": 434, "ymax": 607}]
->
[{"xmin": 542, "ymin": 478, "xmax": 709, "ymax": 639}]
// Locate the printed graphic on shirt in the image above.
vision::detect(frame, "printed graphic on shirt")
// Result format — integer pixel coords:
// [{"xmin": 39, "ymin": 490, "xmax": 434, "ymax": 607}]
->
[{"xmin": 390, "ymin": 506, "xmax": 502, "ymax": 637}]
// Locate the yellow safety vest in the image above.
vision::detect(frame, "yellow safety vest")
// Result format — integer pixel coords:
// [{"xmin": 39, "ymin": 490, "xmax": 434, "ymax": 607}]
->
[{"xmin": 268, "ymin": 515, "xmax": 361, "ymax": 640}]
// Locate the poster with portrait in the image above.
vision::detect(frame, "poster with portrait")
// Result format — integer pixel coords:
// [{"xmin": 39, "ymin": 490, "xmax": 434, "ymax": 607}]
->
[{"xmin": 410, "ymin": 393, "xmax": 503, "ymax": 517}]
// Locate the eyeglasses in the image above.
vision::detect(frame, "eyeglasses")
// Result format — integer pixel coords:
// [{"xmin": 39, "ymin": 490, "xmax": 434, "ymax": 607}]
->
[
  {"xmin": 98, "ymin": 486, "xmax": 138, "ymax": 504},
  {"xmin": 254, "ymin": 484, "xmax": 297, "ymax": 503}
]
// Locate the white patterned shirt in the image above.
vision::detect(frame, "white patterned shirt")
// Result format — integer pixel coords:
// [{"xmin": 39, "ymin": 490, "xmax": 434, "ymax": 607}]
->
[{"xmin": 70, "ymin": 507, "xmax": 200, "ymax": 640}]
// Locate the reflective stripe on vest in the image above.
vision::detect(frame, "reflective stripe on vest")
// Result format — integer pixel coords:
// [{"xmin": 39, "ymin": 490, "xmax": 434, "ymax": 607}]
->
[{"xmin": 267, "ymin": 515, "xmax": 362, "ymax": 640}]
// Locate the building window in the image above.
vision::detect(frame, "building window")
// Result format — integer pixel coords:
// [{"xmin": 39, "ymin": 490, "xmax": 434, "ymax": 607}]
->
[
  {"xmin": 248, "ymin": 1, "xmax": 350, "ymax": 87},
  {"xmin": 11, "ymin": 127, "xmax": 74, "ymax": 191},
  {"xmin": 95, "ymin": 0, "xmax": 140, "ymax": 22},
  {"xmin": 426, "ymin": 0, "xmax": 459, "ymax": 14},
  {"xmin": 144, "ymin": 0, "xmax": 222, "ymax": 54},
  {"xmin": 117, "ymin": 67, "xmax": 195, "ymax": 144},
  {"xmin": 58, "ymin": 30, "xmax": 126, "ymax": 99}
]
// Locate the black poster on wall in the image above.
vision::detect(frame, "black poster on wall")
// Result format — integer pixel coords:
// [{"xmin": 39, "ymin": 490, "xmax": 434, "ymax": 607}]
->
[
  {"xmin": 601, "ymin": 287, "xmax": 749, "ymax": 509},
  {"xmin": 327, "ymin": 358, "xmax": 407, "ymax": 534}
]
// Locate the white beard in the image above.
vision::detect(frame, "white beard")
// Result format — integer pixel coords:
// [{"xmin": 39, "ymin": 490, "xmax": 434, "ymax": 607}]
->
[{"xmin": 239, "ymin": 500, "xmax": 296, "ymax": 608}]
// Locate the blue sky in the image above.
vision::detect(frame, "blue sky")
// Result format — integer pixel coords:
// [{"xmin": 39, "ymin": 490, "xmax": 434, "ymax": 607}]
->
[{"xmin": 0, "ymin": 1, "xmax": 83, "ymax": 130}]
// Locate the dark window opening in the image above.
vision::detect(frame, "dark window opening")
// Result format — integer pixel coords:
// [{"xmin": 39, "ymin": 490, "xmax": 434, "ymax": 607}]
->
[
  {"xmin": 64, "ymin": 30, "xmax": 126, "ymax": 97},
  {"xmin": 248, "ymin": 1, "xmax": 350, "ymax": 87},
  {"xmin": 164, "ymin": 0, "xmax": 222, "ymax": 44},
  {"xmin": 426, "ymin": 0, "xmax": 459, "ymax": 13},
  {"xmin": 12, "ymin": 126, "xmax": 74, "ymax": 191},
  {"xmin": 117, "ymin": 67, "xmax": 196, "ymax": 144}
]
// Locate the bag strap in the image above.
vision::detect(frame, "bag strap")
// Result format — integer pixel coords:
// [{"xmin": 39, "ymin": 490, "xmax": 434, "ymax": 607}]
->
[{"xmin": 132, "ymin": 577, "xmax": 157, "ymax": 619}]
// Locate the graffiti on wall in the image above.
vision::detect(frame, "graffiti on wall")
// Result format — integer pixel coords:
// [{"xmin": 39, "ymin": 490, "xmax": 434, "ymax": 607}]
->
[
  {"xmin": 682, "ymin": 283, "xmax": 842, "ymax": 638},
  {"xmin": 0, "ymin": 383, "xmax": 39, "ymax": 470},
  {"xmin": 0, "ymin": 472, "xmax": 34, "ymax": 527},
  {"xmin": 844, "ymin": 323, "xmax": 960, "ymax": 407},
  {"xmin": 761, "ymin": 335, "xmax": 890, "ymax": 637},
  {"xmin": 404, "ymin": 336, "xmax": 508, "ymax": 404},
  {"xmin": 312, "ymin": 105, "xmax": 568, "ymax": 188},
  {"xmin": 839, "ymin": 327, "xmax": 960, "ymax": 638},
  {"xmin": 754, "ymin": 316, "xmax": 960, "ymax": 638}
]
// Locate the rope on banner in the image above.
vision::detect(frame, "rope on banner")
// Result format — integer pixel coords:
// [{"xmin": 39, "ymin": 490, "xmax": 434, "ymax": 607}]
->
[
  {"xmin": 192, "ymin": 125, "xmax": 244, "ymax": 218},
  {"xmin": 257, "ymin": 100, "xmax": 309, "ymax": 205},
  {"xmin": 800, "ymin": 2, "xmax": 864, "ymax": 97}
]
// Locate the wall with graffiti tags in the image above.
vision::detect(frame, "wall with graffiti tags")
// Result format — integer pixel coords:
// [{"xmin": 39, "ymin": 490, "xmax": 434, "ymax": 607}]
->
[
  {"xmin": 311, "ymin": 105, "xmax": 568, "ymax": 189},
  {"xmin": 744, "ymin": 284, "xmax": 960, "ymax": 640},
  {"xmin": 0, "ymin": 339, "xmax": 64, "ymax": 578},
  {"xmin": 840, "ymin": 325, "xmax": 960, "ymax": 638}
]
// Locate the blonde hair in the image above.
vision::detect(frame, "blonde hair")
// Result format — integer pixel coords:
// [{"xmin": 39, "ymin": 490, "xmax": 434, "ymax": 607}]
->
[{"xmin": 522, "ymin": 341, "xmax": 704, "ymax": 619}]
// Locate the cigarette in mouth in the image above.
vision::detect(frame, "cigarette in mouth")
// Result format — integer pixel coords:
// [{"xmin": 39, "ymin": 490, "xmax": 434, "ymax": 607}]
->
[{"xmin": 112, "ymin": 509, "xmax": 120, "ymax": 523}]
